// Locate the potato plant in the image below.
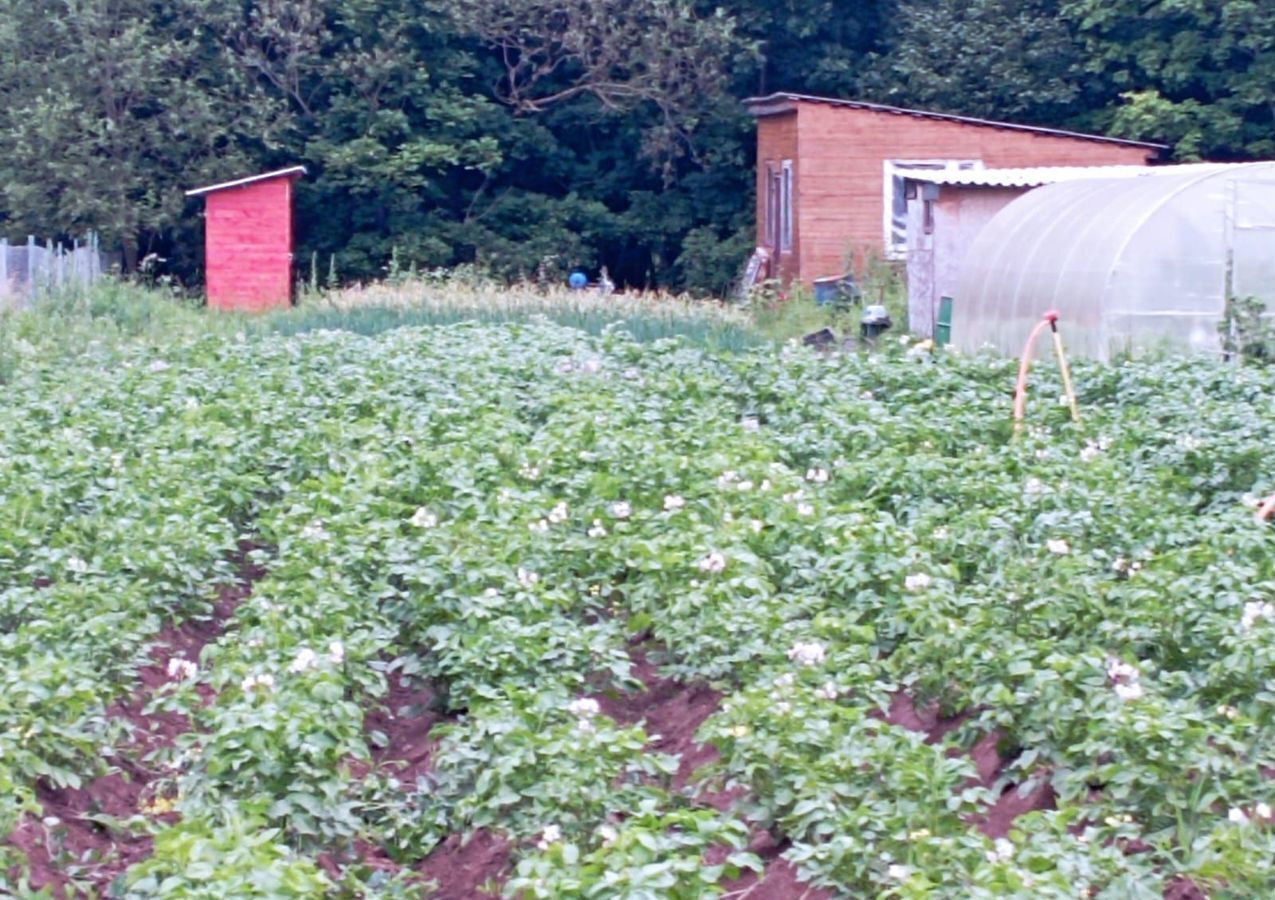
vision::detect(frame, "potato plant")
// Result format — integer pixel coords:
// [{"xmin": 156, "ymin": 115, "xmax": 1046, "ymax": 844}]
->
[{"xmin": 2, "ymin": 320, "xmax": 1275, "ymax": 897}]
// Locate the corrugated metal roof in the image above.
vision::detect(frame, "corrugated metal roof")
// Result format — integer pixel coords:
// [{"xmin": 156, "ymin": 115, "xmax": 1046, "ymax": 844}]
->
[
  {"xmin": 186, "ymin": 166, "xmax": 308, "ymax": 197},
  {"xmin": 742, "ymin": 92, "xmax": 1168, "ymax": 151},
  {"xmin": 903, "ymin": 162, "xmax": 1242, "ymax": 188}
]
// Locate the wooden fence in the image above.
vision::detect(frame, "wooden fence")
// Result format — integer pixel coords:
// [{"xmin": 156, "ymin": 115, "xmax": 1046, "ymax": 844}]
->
[{"xmin": 0, "ymin": 234, "xmax": 108, "ymax": 308}]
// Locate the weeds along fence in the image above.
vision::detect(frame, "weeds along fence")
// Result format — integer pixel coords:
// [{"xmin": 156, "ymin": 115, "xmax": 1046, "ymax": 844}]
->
[{"xmin": 0, "ymin": 234, "xmax": 107, "ymax": 308}]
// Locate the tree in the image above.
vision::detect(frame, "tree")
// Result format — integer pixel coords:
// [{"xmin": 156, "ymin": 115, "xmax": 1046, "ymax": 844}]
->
[
  {"xmin": 451, "ymin": 0, "xmax": 745, "ymax": 136},
  {"xmin": 729, "ymin": 0, "xmax": 892, "ymax": 98},
  {"xmin": 866, "ymin": 0, "xmax": 1088, "ymax": 127},
  {"xmin": 1062, "ymin": 0, "xmax": 1275, "ymax": 159},
  {"xmin": 229, "ymin": 0, "xmax": 505, "ymax": 278},
  {"xmin": 0, "ymin": 1, "xmax": 271, "ymax": 268}
]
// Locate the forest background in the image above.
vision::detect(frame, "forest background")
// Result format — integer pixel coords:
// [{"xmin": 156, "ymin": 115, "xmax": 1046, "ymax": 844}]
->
[{"xmin": 0, "ymin": 0, "xmax": 1270, "ymax": 295}]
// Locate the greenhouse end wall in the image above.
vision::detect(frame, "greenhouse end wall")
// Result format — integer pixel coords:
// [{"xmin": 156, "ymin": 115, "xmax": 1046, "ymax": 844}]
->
[{"xmin": 951, "ymin": 163, "xmax": 1275, "ymax": 361}]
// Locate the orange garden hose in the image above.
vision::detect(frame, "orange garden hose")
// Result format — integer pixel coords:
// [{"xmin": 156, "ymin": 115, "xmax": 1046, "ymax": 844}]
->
[
  {"xmin": 1012, "ymin": 318, "xmax": 1052, "ymax": 434},
  {"xmin": 1013, "ymin": 311, "xmax": 1080, "ymax": 434}
]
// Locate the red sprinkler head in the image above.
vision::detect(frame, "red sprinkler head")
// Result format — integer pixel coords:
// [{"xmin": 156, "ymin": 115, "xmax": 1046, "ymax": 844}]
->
[{"xmin": 1043, "ymin": 310, "xmax": 1060, "ymax": 324}]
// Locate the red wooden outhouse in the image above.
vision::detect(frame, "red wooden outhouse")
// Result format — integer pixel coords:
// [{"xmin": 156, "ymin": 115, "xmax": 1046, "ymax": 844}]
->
[{"xmin": 185, "ymin": 166, "xmax": 306, "ymax": 311}]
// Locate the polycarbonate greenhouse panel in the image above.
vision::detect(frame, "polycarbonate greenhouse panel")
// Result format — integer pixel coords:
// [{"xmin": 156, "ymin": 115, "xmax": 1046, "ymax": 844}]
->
[
  {"xmin": 953, "ymin": 162, "xmax": 1275, "ymax": 360},
  {"xmin": 1231, "ymin": 178, "xmax": 1275, "ymax": 305}
]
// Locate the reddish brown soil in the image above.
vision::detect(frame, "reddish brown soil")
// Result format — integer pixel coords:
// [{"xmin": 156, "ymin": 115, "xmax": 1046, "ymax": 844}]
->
[
  {"xmin": 3, "ymin": 545, "xmax": 265, "ymax": 897},
  {"xmin": 363, "ymin": 670, "xmax": 443, "ymax": 785},
  {"xmin": 593, "ymin": 652, "xmax": 839, "ymax": 897},
  {"xmin": 722, "ymin": 857, "xmax": 837, "ymax": 899},
  {"xmin": 882, "ymin": 691, "xmax": 1057, "ymax": 839},
  {"xmin": 414, "ymin": 830, "xmax": 512, "ymax": 899},
  {"xmin": 328, "ymin": 670, "xmax": 514, "ymax": 896},
  {"xmin": 6, "ymin": 772, "xmax": 170, "ymax": 898},
  {"xmin": 591, "ymin": 649, "xmax": 725, "ymax": 792},
  {"xmin": 1163, "ymin": 874, "xmax": 1209, "ymax": 900},
  {"xmin": 317, "ymin": 838, "xmax": 395, "ymax": 880},
  {"xmin": 717, "ymin": 829, "xmax": 836, "ymax": 899}
]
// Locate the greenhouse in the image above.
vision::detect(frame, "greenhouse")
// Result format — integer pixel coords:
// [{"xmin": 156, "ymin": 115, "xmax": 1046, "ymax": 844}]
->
[{"xmin": 952, "ymin": 162, "xmax": 1275, "ymax": 360}]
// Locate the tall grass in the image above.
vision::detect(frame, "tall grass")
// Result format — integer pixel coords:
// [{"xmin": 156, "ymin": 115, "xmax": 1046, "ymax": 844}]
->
[
  {"xmin": 0, "ymin": 275, "xmax": 770, "ymax": 366},
  {"xmin": 0, "ymin": 280, "xmax": 246, "ymax": 377},
  {"xmin": 274, "ymin": 277, "xmax": 765, "ymax": 351}
]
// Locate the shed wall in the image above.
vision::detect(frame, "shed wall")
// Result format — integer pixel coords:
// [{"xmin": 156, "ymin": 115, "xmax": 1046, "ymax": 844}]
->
[
  {"xmin": 788, "ymin": 102, "xmax": 1158, "ymax": 285},
  {"xmin": 907, "ymin": 186, "xmax": 1025, "ymax": 336},
  {"xmin": 205, "ymin": 179, "xmax": 295, "ymax": 311},
  {"xmin": 756, "ymin": 112, "xmax": 800, "ymax": 281}
]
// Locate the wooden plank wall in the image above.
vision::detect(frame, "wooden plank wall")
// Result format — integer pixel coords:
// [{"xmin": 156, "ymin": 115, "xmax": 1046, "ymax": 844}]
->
[
  {"xmin": 205, "ymin": 178, "xmax": 294, "ymax": 311},
  {"xmin": 756, "ymin": 112, "xmax": 800, "ymax": 282}
]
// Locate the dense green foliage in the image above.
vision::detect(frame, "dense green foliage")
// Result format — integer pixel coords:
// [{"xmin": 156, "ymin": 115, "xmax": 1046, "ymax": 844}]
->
[
  {"xmin": 0, "ymin": 0, "xmax": 1270, "ymax": 293},
  {"xmin": 3, "ymin": 294, "xmax": 1275, "ymax": 895}
]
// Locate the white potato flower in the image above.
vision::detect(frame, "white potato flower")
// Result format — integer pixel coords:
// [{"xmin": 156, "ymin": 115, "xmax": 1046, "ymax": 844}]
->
[
  {"xmin": 610, "ymin": 501, "xmax": 632, "ymax": 519},
  {"xmin": 1241, "ymin": 600, "xmax": 1275, "ymax": 632},
  {"xmin": 1105, "ymin": 659, "xmax": 1140, "ymax": 683},
  {"xmin": 663, "ymin": 494, "xmax": 685, "ymax": 511},
  {"xmin": 786, "ymin": 641, "xmax": 826, "ymax": 666},
  {"xmin": 241, "ymin": 673, "xmax": 275, "ymax": 695},
  {"xmin": 536, "ymin": 825, "xmax": 562, "ymax": 851},
  {"xmin": 410, "ymin": 507, "xmax": 438, "ymax": 528},
  {"xmin": 328, "ymin": 641, "xmax": 345, "ymax": 664},
  {"xmin": 289, "ymin": 648, "xmax": 319, "ymax": 674},
  {"xmin": 588, "ymin": 520, "xmax": 608, "ymax": 538},
  {"xmin": 300, "ymin": 521, "xmax": 329, "ymax": 541},
  {"xmin": 166, "ymin": 658, "xmax": 198, "ymax": 681},
  {"xmin": 698, "ymin": 551, "xmax": 727, "ymax": 573},
  {"xmin": 1114, "ymin": 682, "xmax": 1144, "ymax": 702},
  {"xmin": 1046, "ymin": 538, "xmax": 1070, "ymax": 555},
  {"xmin": 905, "ymin": 572, "xmax": 931, "ymax": 592},
  {"xmin": 567, "ymin": 698, "xmax": 600, "ymax": 718},
  {"xmin": 805, "ymin": 467, "xmax": 830, "ymax": 483}
]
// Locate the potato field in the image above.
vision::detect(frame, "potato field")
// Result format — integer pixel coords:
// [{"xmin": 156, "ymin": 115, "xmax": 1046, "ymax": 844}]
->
[{"xmin": 3, "ymin": 317, "xmax": 1275, "ymax": 898}]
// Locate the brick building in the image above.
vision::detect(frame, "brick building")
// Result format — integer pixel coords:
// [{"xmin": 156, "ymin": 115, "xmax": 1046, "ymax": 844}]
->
[{"xmin": 743, "ymin": 93, "xmax": 1165, "ymax": 286}]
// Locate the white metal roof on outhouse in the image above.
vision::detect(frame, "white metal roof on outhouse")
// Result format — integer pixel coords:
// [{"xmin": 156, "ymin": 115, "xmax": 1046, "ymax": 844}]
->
[{"xmin": 952, "ymin": 162, "xmax": 1275, "ymax": 360}]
